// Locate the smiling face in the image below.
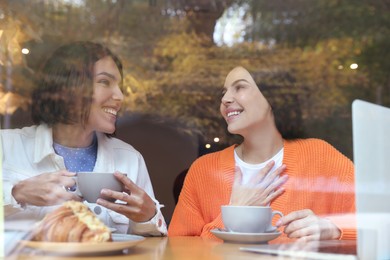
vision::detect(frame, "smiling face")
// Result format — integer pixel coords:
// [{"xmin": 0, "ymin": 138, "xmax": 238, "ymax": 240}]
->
[
  {"xmin": 86, "ymin": 56, "xmax": 123, "ymax": 134},
  {"xmin": 220, "ymin": 66, "xmax": 272, "ymax": 136}
]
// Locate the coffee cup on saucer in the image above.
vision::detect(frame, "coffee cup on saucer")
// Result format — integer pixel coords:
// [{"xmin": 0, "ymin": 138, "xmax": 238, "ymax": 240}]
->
[
  {"xmin": 221, "ymin": 205, "xmax": 283, "ymax": 233},
  {"xmin": 71, "ymin": 172, "xmax": 126, "ymax": 203}
]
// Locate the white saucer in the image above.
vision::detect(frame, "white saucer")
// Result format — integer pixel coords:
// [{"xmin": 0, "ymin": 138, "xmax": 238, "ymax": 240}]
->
[{"xmin": 211, "ymin": 229, "xmax": 281, "ymax": 244}]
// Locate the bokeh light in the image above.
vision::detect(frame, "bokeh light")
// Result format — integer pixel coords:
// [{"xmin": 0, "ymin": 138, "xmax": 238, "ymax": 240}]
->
[{"xmin": 350, "ymin": 63, "xmax": 358, "ymax": 70}]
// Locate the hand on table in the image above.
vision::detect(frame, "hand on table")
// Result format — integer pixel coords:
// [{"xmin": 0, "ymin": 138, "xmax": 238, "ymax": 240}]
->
[
  {"xmin": 97, "ymin": 171, "xmax": 156, "ymax": 222},
  {"xmin": 230, "ymin": 161, "xmax": 288, "ymax": 206},
  {"xmin": 12, "ymin": 170, "xmax": 81, "ymax": 206},
  {"xmin": 276, "ymin": 209, "xmax": 341, "ymax": 242}
]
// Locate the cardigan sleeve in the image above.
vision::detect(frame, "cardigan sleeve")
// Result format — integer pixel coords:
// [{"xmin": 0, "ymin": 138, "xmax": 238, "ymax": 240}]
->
[
  {"xmin": 168, "ymin": 159, "xmax": 205, "ymax": 236},
  {"xmin": 282, "ymin": 139, "xmax": 356, "ymax": 241},
  {"xmin": 315, "ymin": 139, "xmax": 356, "ymax": 240},
  {"xmin": 168, "ymin": 159, "xmax": 224, "ymax": 238},
  {"xmin": 168, "ymin": 153, "xmax": 231, "ymax": 238}
]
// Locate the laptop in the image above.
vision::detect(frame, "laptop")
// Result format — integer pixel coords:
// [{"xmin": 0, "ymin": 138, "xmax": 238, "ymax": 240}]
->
[
  {"xmin": 240, "ymin": 241, "xmax": 357, "ymax": 259},
  {"xmin": 352, "ymin": 99, "xmax": 390, "ymax": 260}
]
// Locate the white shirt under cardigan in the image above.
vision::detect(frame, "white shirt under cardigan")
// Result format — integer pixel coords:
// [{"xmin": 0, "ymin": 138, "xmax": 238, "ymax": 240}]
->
[
  {"xmin": 234, "ymin": 148, "xmax": 284, "ymax": 184},
  {"xmin": 1, "ymin": 124, "xmax": 167, "ymax": 236}
]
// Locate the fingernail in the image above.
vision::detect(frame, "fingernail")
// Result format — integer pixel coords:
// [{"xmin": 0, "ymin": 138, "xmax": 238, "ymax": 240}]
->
[
  {"xmin": 101, "ymin": 189, "xmax": 109, "ymax": 194},
  {"xmin": 114, "ymin": 172, "xmax": 123, "ymax": 178},
  {"xmin": 276, "ymin": 220, "xmax": 282, "ymax": 227}
]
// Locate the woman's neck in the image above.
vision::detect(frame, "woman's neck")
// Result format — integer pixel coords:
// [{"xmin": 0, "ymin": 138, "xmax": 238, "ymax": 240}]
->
[
  {"xmin": 238, "ymin": 123, "xmax": 284, "ymax": 164},
  {"xmin": 52, "ymin": 124, "xmax": 95, "ymax": 148}
]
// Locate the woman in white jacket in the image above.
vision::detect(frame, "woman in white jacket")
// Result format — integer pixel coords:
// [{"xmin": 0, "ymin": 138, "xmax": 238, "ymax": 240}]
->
[{"xmin": 2, "ymin": 41, "xmax": 166, "ymax": 236}]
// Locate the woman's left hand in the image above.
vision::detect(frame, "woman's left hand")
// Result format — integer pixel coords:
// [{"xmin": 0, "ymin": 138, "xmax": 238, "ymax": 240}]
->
[
  {"xmin": 96, "ymin": 172, "xmax": 156, "ymax": 222},
  {"xmin": 276, "ymin": 209, "xmax": 341, "ymax": 242}
]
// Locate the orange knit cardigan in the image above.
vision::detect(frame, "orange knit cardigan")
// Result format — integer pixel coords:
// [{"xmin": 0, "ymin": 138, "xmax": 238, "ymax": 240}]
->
[{"xmin": 168, "ymin": 138, "xmax": 356, "ymax": 242}]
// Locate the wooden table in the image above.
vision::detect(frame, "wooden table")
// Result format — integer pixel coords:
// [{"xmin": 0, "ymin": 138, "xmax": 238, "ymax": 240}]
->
[
  {"xmin": 8, "ymin": 236, "xmax": 357, "ymax": 260},
  {"xmin": 4, "ymin": 201, "xmax": 358, "ymax": 259}
]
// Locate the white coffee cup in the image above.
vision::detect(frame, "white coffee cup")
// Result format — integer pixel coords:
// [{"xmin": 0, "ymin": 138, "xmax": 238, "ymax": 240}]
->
[
  {"xmin": 72, "ymin": 172, "xmax": 126, "ymax": 203},
  {"xmin": 221, "ymin": 205, "xmax": 283, "ymax": 233}
]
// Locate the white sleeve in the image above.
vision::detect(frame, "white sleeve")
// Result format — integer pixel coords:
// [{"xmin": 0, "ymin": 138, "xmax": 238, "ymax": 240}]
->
[
  {"xmin": 1, "ymin": 132, "xmax": 17, "ymax": 207},
  {"xmin": 2, "ymin": 166, "xmax": 26, "ymax": 208},
  {"xmin": 127, "ymin": 199, "xmax": 167, "ymax": 236}
]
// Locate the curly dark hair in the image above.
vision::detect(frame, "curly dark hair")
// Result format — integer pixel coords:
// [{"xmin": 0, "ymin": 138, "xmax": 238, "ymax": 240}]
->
[{"xmin": 31, "ymin": 41, "xmax": 123, "ymax": 126}]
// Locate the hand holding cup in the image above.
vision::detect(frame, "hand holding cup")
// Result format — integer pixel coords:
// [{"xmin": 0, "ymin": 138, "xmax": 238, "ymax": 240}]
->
[{"xmin": 96, "ymin": 172, "xmax": 157, "ymax": 223}]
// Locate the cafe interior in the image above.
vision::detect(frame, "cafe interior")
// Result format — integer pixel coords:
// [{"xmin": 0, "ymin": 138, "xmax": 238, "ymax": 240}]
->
[{"xmin": 1, "ymin": 0, "xmax": 389, "ymax": 259}]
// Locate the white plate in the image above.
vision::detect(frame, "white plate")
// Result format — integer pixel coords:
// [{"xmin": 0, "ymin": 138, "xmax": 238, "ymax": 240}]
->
[
  {"xmin": 211, "ymin": 229, "xmax": 281, "ymax": 244},
  {"xmin": 20, "ymin": 234, "xmax": 145, "ymax": 254}
]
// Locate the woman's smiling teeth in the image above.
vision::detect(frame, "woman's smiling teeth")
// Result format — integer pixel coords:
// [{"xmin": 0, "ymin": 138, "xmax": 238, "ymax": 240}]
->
[
  {"xmin": 227, "ymin": 111, "xmax": 242, "ymax": 117},
  {"xmin": 103, "ymin": 108, "xmax": 118, "ymax": 116}
]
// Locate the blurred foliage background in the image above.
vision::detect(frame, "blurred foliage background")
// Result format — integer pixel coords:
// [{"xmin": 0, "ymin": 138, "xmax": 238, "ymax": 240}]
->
[{"xmin": 1, "ymin": 0, "xmax": 389, "ymax": 159}]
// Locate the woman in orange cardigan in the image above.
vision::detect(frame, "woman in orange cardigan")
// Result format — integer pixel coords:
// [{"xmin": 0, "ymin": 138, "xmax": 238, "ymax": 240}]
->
[{"xmin": 168, "ymin": 66, "xmax": 355, "ymax": 242}]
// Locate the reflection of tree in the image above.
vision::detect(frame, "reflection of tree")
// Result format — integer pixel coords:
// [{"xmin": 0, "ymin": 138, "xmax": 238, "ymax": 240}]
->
[
  {"xmin": 0, "ymin": 0, "xmax": 388, "ymax": 157},
  {"xmin": 0, "ymin": 1, "xmax": 36, "ymax": 127},
  {"xmin": 241, "ymin": 0, "xmax": 390, "ymax": 106},
  {"xmin": 165, "ymin": 0, "xmax": 233, "ymax": 42}
]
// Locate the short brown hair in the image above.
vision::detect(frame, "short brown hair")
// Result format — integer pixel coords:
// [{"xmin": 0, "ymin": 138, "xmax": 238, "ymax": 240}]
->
[{"xmin": 31, "ymin": 41, "xmax": 123, "ymax": 126}]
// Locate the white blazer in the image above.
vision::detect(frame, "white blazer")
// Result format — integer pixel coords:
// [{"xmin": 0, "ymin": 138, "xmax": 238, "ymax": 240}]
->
[{"xmin": 1, "ymin": 124, "xmax": 167, "ymax": 236}]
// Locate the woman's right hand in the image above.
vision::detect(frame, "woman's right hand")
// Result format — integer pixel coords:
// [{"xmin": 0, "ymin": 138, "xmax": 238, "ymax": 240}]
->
[
  {"xmin": 230, "ymin": 161, "xmax": 288, "ymax": 206},
  {"xmin": 11, "ymin": 170, "xmax": 81, "ymax": 206}
]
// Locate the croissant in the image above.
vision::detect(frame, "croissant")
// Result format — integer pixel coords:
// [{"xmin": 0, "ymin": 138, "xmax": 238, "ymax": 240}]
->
[{"xmin": 33, "ymin": 201, "xmax": 112, "ymax": 242}]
